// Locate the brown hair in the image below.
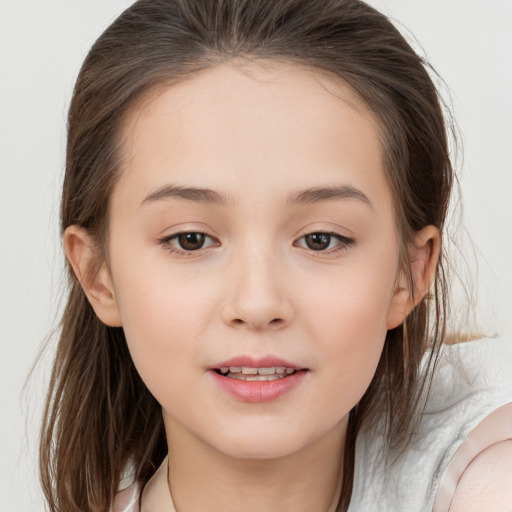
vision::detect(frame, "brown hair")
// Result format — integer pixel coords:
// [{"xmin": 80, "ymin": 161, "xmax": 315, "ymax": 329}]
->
[{"xmin": 40, "ymin": 1, "xmax": 453, "ymax": 510}]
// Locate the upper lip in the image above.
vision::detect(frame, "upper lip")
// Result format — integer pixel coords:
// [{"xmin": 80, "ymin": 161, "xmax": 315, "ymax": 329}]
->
[{"xmin": 211, "ymin": 355, "xmax": 304, "ymax": 370}]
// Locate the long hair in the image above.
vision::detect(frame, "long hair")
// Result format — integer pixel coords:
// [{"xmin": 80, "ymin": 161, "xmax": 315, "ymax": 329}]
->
[{"xmin": 40, "ymin": 1, "xmax": 454, "ymax": 510}]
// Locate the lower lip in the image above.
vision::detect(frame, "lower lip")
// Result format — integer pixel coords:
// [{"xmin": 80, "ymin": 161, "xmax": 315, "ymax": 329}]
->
[{"xmin": 211, "ymin": 370, "xmax": 307, "ymax": 403}]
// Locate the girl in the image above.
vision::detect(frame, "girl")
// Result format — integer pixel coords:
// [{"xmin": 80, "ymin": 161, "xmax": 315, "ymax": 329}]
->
[{"xmin": 39, "ymin": 1, "xmax": 512, "ymax": 511}]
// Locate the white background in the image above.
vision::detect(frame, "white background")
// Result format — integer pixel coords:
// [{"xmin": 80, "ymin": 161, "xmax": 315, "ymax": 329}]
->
[{"xmin": 1, "ymin": 1, "xmax": 511, "ymax": 510}]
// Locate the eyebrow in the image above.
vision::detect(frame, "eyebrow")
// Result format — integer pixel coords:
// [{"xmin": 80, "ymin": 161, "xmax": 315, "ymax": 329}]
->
[
  {"xmin": 139, "ymin": 183, "xmax": 372, "ymax": 209},
  {"xmin": 140, "ymin": 184, "xmax": 231, "ymax": 207},
  {"xmin": 287, "ymin": 185, "xmax": 373, "ymax": 208}
]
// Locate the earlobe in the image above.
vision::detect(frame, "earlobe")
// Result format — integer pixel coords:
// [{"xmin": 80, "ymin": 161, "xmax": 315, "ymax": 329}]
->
[
  {"xmin": 63, "ymin": 225, "xmax": 122, "ymax": 327},
  {"xmin": 386, "ymin": 225, "xmax": 440, "ymax": 330}
]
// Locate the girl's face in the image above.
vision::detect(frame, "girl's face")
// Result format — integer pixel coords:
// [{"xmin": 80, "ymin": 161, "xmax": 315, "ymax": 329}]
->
[{"xmin": 105, "ymin": 62, "xmax": 409, "ymax": 459}]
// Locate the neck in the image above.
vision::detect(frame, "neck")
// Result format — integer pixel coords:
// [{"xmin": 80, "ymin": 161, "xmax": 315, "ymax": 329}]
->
[{"xmin": 164, "ymin": 418, "xmax": 346, "ymax": 512}]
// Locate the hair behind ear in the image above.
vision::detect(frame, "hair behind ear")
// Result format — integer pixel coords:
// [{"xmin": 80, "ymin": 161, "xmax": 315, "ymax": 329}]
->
[{"xmin": 40, "ymin": 281, "xmax": 167, "ymax": 511}]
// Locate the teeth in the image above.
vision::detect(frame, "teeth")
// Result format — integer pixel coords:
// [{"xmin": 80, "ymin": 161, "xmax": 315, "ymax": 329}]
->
[{"xmin": 218, "ymin": 366, "xmax": 297, "ymax": 379}]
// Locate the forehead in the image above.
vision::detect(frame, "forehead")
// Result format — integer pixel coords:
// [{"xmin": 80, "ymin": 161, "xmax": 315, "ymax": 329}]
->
[{"xmin": 116, "ymin": 60, "xmax": 391, "ymax": 212}]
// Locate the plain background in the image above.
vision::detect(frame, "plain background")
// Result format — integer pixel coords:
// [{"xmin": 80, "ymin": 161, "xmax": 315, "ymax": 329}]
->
[{"xmin": 1, "ymin": 1, "xmax": 511, "ymax": 510}]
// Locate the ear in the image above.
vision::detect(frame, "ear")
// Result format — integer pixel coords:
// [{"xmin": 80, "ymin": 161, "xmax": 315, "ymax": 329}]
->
[
  {"xmin": 386, "ymin": 225, "xmax": 440, "ymax": 330},
  {"xmin": 63, "ymin": 225, "xmax": 122, "ymax": 327}
]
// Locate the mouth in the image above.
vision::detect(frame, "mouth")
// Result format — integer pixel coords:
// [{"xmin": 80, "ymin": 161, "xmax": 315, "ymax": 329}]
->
[
  {"xmin": 210, "ymin": 357, "xmax": 307, "ymax": 402},
  {"xmin": 214, "ymin": 366, "xmax": 298, "ymax": 381}
]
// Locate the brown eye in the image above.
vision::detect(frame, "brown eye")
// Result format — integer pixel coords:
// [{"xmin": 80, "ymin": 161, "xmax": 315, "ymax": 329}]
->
[
  {"xmin": 304, "ymin": 233, "xmax": 332, "ymax": 251},
  {"xmin": 177, "ymin": 232, "xmax": 207, "ymax": 251},
  {"xmin": 295, "ymin": 231, "xmax": 355, "ymax": 254},
  {"xmin": 159, "ymin": 231, "xmax": 218, "ymax": 255}
]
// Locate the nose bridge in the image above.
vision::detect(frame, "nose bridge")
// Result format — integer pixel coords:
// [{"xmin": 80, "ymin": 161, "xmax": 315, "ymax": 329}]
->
[{"xmin": 222, "ymin": 237, "xmax": 292, "ymax": 330}]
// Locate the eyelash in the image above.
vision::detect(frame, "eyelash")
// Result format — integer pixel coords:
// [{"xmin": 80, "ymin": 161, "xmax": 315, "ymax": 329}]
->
[{"xmin": 158, "ymin": 231, "xmax": 355, "ymax": 256}]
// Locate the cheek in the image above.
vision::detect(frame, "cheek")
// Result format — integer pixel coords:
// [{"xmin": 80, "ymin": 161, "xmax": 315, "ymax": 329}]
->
[
  {"xmin": 110, "ymin": 257, "xmax": 217, "ymax": 393},
  {"xmin": 299, "ymin": 256, "xmax": 397, "ymax": 402},
  {"xmin": 301, "ymin": 255, "xmax": 396, "ymax": 341},
  {"xmin": 317, "ymin": 289, "xmax": 388, "ymax": 381}
]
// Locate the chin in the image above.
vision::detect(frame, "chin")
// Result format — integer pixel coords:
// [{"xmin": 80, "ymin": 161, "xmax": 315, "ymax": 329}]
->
[
  {"xmin": 219, "ymin": 439, "xmax": 303, "ymax": 460},
  {"xmin": 205, "ymin": 423, "xmax": 322, "ymax": 461}
]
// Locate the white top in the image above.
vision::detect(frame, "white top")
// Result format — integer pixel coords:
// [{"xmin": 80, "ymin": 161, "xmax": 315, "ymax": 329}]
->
[
  {"xmin": 349, "ymin": 337, "xmax": 512, "ymax": 511},
  {"xmin": 113, "ymin": 338, "xmax": 512, "ymax": 512}
]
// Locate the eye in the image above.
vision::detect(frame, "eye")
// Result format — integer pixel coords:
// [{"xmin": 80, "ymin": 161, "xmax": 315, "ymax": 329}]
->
[
  {"xmin": 295, "ymin": 232, "xmax": 354, "ymax": 253},
  {"xmin": 159, "ymin": 231, "xmax": 218, "ymax": 253}
]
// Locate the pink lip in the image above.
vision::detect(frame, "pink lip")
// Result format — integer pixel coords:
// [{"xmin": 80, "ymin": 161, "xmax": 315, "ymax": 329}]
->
[{"xmin": 209, "ymin": 355, "xmax": 308, "ymax": 404}]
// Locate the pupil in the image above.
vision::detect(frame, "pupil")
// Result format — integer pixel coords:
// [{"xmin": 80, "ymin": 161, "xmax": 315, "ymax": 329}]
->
[
  {"xmin": 306, "ymin": 233, "xmax": 330, "ymax": 250},
  {"xmin": 179, "ymin": 233, "xmax": 205, "ymax": 250}
]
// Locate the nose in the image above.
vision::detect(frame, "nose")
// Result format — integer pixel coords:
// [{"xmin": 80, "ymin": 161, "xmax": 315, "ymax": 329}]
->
[{"xmin": 221, "ymin": 248, "xmax": 294, "ymax": 331}]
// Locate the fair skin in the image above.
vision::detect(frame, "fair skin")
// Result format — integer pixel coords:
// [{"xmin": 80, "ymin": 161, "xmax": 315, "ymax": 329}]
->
[
  {"xmin": 64, "ymin": 61, "xmax": 438, "ymax": 511},
  {"xmin": 449, "ymin": 440, "xmax": 512, "ymax": 512}
]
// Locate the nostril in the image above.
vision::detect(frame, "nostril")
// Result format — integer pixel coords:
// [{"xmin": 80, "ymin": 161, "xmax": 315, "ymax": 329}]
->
[
  {"xmin": 233, "ymin": 318, "xmax": 245, "ymax": 325},
  {"xmin": 270, "ymin": 318, "xmax": 284, "ymax": 326}
]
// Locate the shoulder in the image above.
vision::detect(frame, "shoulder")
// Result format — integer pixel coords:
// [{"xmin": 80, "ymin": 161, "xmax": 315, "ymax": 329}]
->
[
  {"xmin": 351, "ymin": 339, "xmax": 512, "ymax": 511},
  {"xmin": 448, "ymin": 439, "xmax": 512, "ymax": 511},
  {"xmin": 426, "ymin": 338, "xmax": 512, "ymax": 511},
  {"xmin": 433, "ymin": 403, "xmax": 512, "ymax": 511}
]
